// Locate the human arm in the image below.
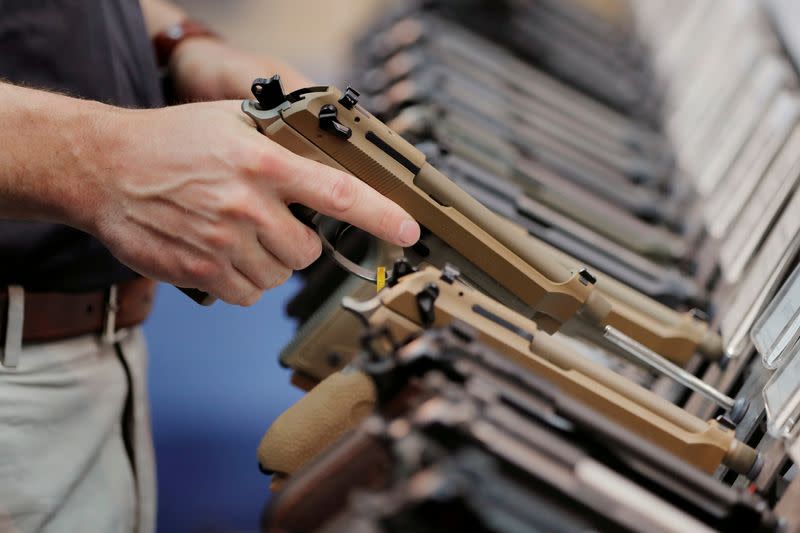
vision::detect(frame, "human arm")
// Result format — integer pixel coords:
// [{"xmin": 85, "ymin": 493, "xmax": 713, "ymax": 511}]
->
[
  {"xmin": 0, "ymin": 82, "xmax": 419, "ymax": 304},
  {"xmin": 139, "ymin": 0, "xmax": 310, "ymax": 99}
]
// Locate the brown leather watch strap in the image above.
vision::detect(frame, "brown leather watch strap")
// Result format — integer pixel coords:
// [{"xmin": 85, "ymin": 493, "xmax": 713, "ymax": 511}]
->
[
  {"xmin": 0, "ymin": 278, "xmax": 157, "ymax": 345},
  {"xmin": 153, "ymin": 19, "xmax": 219, "ymax": 68}
]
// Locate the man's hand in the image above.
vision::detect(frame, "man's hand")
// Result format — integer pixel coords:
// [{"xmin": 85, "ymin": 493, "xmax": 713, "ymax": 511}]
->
[
  {"xmin": 90, "ymin": 101, "xmax": 419, "ymax": 305},
  {"xmin": 169, "ymin": 38, "xmax": 312, "ymax": 101},
  {"xmin": 0, "ymin": 82, "xmax": 419, "ymax": 306}
]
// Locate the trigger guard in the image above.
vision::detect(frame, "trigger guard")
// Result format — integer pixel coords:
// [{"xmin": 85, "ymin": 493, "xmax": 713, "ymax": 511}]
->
[{"xmin": 314, "ymin": 214, "xmax": 393, "ymax": 283}]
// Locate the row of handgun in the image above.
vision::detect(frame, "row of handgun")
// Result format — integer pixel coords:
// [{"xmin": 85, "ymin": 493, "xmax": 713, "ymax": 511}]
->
[{"xmin": 256, "ymin": 0, "xmax": 800, "ymax": 531}]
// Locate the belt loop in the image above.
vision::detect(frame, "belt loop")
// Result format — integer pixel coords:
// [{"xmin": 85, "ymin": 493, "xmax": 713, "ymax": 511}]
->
[
  {"xmin": 2, "ymin": 285, "xmax": 24, "ymax": 368},
  {"xmin": 103, "ymin": 284, "xmax": 130, "ymax": 345},
  {"xmin": 103, "ymin": 285, "xmax": 119, "ymax": 344}
]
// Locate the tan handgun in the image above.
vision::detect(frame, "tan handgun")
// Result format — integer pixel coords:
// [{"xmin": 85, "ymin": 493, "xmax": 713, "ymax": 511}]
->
[
  {"xmin": 261, "ymin": 265, "xmax": 759, "ymax": 480},
  {"xmin": 238, "ymin": 76, "xmax": 722, "ymax": 369}
]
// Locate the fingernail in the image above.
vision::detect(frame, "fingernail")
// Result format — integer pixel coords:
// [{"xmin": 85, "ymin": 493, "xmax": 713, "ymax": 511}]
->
[{"xmin": 398, "ymin": 219, "xmax": 420, "ymax": 246}]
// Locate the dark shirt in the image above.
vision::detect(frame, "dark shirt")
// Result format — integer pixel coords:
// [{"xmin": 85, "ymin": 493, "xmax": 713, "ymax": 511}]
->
[{"xmin": 0, "ymin": 0, "xmax": 164, "ymax": 291}]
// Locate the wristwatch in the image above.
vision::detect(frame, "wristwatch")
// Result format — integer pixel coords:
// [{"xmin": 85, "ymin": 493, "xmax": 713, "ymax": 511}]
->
[{"xmin": 153, "ymin": 19, "xmax": 219, "ymax": 68}]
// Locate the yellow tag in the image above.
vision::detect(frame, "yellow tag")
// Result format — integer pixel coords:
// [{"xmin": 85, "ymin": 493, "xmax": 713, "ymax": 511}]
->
[{"xmin": 376, "ymin": 266, "xmax": 386, "ymax": 292}]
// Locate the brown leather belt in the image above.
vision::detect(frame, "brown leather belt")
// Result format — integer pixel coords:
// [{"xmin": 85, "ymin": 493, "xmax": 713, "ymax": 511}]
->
[{"xmin": 0, "ymin": 278, "xmax": 157, "ymax": 345}]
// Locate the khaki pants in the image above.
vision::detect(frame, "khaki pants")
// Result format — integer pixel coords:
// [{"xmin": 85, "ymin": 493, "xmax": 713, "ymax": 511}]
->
[{"xmin": 0, "ymin": 327, "xmax": 155, "ymax": 533}]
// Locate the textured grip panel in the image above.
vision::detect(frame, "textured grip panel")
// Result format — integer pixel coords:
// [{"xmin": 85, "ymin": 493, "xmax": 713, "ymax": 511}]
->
[{"xmin": 257, "ymin": 371, "xmax": 376, "ymax": 476}]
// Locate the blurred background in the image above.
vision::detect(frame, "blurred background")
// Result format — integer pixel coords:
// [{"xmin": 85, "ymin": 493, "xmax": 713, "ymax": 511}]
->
[
  {"xmin": 173, "ymin": 0, "xmax": 388, "ymax": 83},
  {"xmin": 146, "ymin": 1, "xmax": 386, "ymax": 531}
]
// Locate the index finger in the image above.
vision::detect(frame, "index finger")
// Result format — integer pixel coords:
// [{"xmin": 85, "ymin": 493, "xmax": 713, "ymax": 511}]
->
[{"xmin": 279, "ymin": 151, "xmax": 421, "ymax": 247}]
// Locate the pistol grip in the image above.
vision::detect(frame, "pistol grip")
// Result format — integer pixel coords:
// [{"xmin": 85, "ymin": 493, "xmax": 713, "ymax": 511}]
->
[
  {"xmin": 178, "ymin": 287, "xmax": 216, "ymax": 306},
  {"xmin": 257, "ymin": 370, "xmax": 376, "ymax": 479}
]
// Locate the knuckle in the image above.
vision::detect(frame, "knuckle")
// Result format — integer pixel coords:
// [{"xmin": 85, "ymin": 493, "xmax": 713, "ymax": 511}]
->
[
  {"xmin": 291, "ymin": 232, "xmax": 322, "ymax": 270},
  {"xmin": 252, "ymin": 146, "xmax": 275, "ymax": 175},
  {"xmin": 265, "ymin": 267, "xmax": 292, "ymax": 289},
  {"xmin": 238, "ymin": 288, "xmax": 263, "ymax": 307},
  {"xmin": 223, "ymin": 292, "xmax": 248, "ymax": 306},
  {"xmin": 235, "ymin": 142, "xmax": 270, "ymax": 176},
  {"xmin": 217, "ymin": 186, "xmax": 246, "ymax": 212},
  {"xmin": 181, "ymin": 256, "xmax": 220, "ymax": 285},
  {"xmin": 325, "ymin": 173, "xmax": 358, "ymax": 214},
  {"xmin": 220, "ymin": 190, "xmax": 261, "ymax": 223},
  {"xmin": 247, "ymin": 208, "xmax": 274, "ymax": 231},
  {"xmin": 204, "ymin": 226, "xmax": 237, "ymax": 252},
  {"xmin": 276, "ymin": 268, "xmax": 293, "ymax": 286},
  {"xmin": 252, "ymin": 145, "xmax": 292, "ymax": 185}
]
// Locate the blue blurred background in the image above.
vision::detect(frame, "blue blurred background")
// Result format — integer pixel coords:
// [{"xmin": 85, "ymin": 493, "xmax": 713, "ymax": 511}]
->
[
  {"xmin": 146, "ymin": 2, "xmax": 389, "ymax": 530},
  {"xmin": 145, "ymin": 281, "xmax": 303, "ymax": 532}
]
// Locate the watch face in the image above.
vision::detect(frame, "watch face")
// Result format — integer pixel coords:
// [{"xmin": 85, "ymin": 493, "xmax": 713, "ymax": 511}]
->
[{"xmin": 166, "ymin": 24, "xmax": 185, "ymax": 40}]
